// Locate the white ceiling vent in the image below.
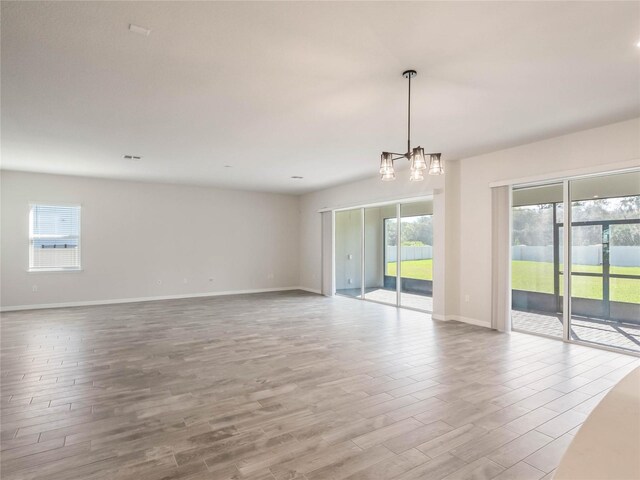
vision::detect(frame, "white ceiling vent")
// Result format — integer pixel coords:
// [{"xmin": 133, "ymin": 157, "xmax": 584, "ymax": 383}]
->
[
  {"xmin": 123, "ymin": 155, "xmax": 142, "ymax": 160},
  {"xmin": 128, "ymin": 24, "xmax": 151, "ymax": 36}
]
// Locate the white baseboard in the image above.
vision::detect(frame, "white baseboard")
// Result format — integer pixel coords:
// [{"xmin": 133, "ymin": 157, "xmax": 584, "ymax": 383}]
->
[
  {"xmin": 432, "ymin": 314, "xmax": 491, "ymax": 328},
  {"xmin": 297, "ymin": 286, "xmax": 322, "ymax": 295},
  {"xmin": 449, "ymin": 315, "xmax": 492, "ymax": 328},
  {"xmin": 0, "ymin": 286, "xmax": 313, "ymax": 312}
]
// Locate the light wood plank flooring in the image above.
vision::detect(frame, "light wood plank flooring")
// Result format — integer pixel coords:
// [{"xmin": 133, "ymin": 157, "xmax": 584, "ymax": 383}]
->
[{"xmin": 1, "ymin": 291, "xmax": 638, "ymax": 480}]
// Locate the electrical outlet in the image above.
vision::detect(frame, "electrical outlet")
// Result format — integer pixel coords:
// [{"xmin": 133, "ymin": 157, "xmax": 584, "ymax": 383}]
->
[
  {"xmin": 267, "ymin": 273, "xmax": 274, "ymax": 280},
  {"xmin": 32, "ymin": 285, "xmax": 38, "ymax": 293},
  {"xmin": 183, "ymin": 278, "xmax": 188, "ymax": 284},
  {"xmin": 347, "ymin": 254, "xmax": 353, "ymax": 260},
  {"xmin": 208, "ymin": 277, "xmax": 214, "ymax": 282},
  {"xmin": 157, "ymin": 279, "xmax": 162, "ymax": 285},
  {"xmin": 464, "ymin": 294, "xmax": 470, "ymax": 302},
  {"xmin": 348, "ymin": 278, "xmax": 352, "ymax": 284}
]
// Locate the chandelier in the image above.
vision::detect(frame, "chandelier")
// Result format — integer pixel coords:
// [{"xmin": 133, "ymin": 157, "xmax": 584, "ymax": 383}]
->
[{"xmin": 379, "ymin": 70, "xmax": 444, "ymax": 181}]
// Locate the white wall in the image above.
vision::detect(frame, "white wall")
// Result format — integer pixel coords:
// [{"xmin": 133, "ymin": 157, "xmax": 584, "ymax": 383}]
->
[
  {"xmin": 1, "ymin": 171, "xmax": 300, "ymax": 309},
  {"xmin": 453, "ymin": 118, "xmax": 639, "ymax": 326},
  {"xmin": 443, "ymin": 159, "xmax": 461, "ymax": 321}
]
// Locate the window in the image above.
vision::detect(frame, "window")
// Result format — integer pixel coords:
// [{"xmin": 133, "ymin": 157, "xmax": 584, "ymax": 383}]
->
[{"xmin": 29, "ymin": 204, "xmax": 81, "ymax": 271}]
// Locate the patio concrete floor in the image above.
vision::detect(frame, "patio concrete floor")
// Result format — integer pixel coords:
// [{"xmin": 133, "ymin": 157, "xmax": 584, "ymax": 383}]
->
[{"xmin": 512, "ymin": 309, "xmax": 640, "ymax": 354}]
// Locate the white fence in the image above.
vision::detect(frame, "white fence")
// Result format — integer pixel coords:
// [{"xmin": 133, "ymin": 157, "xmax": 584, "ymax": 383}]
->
[
  {"xmin": 386, "ymin": 245, "xmax": 433, "ymax": 262},
  {"xmin": 512, "ymin": 245, "xmax": 640, "ymax": 267},
  {"xmin": 385, "ymin": 244, "xmax": 638, "ymax": 266}
]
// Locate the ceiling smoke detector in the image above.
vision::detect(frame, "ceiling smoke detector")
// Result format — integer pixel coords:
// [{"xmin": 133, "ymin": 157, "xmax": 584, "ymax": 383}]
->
[
  {"xmin": 123, "ymin": 155, "xmax": 142, "ymax": 160},
  {"xmin": 129, "ymin": 24, "xmax": 151, "ymax": 36}
]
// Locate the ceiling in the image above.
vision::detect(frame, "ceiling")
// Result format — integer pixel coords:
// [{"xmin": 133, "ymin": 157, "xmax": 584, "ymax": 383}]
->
[{"xmin": 2, "ymin": 1, "xmax": 639, "ymax": 194}]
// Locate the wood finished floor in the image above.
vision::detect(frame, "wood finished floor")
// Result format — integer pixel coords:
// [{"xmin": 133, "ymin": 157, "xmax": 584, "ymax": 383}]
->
[{"xmin": 1, "ymin": 291, "xmax": 638, "ymax": 480}]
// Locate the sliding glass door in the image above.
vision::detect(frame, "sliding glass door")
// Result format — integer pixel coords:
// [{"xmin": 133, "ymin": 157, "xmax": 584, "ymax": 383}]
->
[
  {"xmin": 511, "ymin": 183, "xmax": 563, "ymax": 337},
  {"xmin": 364, "ymin": 205, "xmax": 397, "ymax": 306},
  {"xmin": 568, "ymin": 172, "xmax": 640, "ymax": 352},
  {"xmin": 511, "ymin": 170, "xmax": 640, "ymax": 354},
  {"xmin": 335, "ymin": 199, "xmax": 433, "ymax": 312},
  {"xmin": 335, "ymin": 209, "xmax": 362, "ymax": 298},
  {"xmin": 400, "ymin": 202, "xmax": 433, "ymax": 311}
]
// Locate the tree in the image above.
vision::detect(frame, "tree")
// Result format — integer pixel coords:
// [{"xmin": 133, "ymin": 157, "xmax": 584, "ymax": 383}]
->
[
  {"xmin": 512, "ymin": 204, "xmax": 553, "ymax": 246},
  {"xmin": 513, "ymin": 195, "xmax": 639, "ymax": 247},
  {"xmin": 611, "ymin": 224, "xmax": 640, "ymax": 246}
]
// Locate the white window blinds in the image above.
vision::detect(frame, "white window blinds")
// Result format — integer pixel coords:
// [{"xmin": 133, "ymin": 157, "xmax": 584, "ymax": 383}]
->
[
  {"xmin": 321, "ymin": 211, "xmax": 334, "ymax": 296},
  {"xmin": 29, "ymin": 204, "xmax": 81, "ymax": 271},
  {"xmin": 491, "ymin": 186, "xmax": 511, "ymax": 332}
]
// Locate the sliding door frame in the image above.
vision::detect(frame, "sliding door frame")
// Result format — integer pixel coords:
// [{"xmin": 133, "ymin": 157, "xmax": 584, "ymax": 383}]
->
[
  {"xmin": 511, "ymin": 168, "xmax": 640, "ymax": 356},
  {"xmin": 333, "ymin": 196, "xmax": 433, "ymax": 313},
  {"xmin": 562, "ymin": 179, "xmax": 571, "ymax": 341},
  {"xmin": 396, "ymin": 203, "xmax": 402, "ymax": 307},
  {"xmin": 360, "ymin": 207, "xmax": 365, "ymax": 299}
]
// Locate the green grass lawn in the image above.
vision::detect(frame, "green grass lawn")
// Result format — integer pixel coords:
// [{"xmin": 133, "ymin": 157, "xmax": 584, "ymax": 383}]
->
[
  {"xmin": 387, "ymin": 259, "xmax": 433, "ymax": 281},
  {"xmin": 388, "ymin": 259, "xmax": 639, "ymax": 304},
  {"xmin": 512, "ymin": 260, "xmax": 640, "ymax": 303}
]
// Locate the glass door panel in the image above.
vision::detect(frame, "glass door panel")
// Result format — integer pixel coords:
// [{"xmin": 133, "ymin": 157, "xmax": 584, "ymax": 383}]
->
[
  {"xmin": 335, "ymin": 209, "xmax": 362, "ymax": 298},
  {"xmin": 571, "ymin": 225, "xmax": 603, "ymax": 274},
  {"xmin": 511, "ymin": 183, "xmax": 563, "ymax": 337},
  {"xmin": 364, "ymin": 205, "xmax": 397, "ymax": 306},
  {"xmin": 609, "ymin": 223, "xmax": 640, "ymax": 344},
  {"xmin": 610, "ymin": 277, "xmax": 639, "ymax": 303},
  {"xmin": 570, "ymin": 223, "xmax": 604, "ymax": 322},
  {"xmin": 399, "ymin": 202, "xmax": 433, "ymax": 311},
  {"xmin": 569, "ymin": 172, "xmax": 640, "ymax": 353}
]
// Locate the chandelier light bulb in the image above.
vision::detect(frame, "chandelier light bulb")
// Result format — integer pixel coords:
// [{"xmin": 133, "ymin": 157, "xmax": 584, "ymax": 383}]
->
[
  {"xmin": 381, "ymin": 171, "xmax": 396, "ymax": 181},
  {"xmin": 379, "ymin": 152, "xmax": 394, "ymax": 175},
  {"xmin": 411, "ymin": 147, "xmax": 427, "ymax": 171},
  {"xmin": 409, "ymin": 168, "xmax": 424, "ymax": 182},
  {"xmin": 428, "ymin": 153, "xmax": 444, "ymax": 175}
]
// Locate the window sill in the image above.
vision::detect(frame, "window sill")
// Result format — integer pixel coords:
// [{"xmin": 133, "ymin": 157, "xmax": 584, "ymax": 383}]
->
[{"xmin": 28, "ymin": 268, "xmax": 83, "ymax": 273}]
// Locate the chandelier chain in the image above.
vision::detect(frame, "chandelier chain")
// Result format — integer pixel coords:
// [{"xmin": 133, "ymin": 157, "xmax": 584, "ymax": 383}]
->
[{"xmin": 407, "ymin": 73, "xmax": 411, "ymax": 156}]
